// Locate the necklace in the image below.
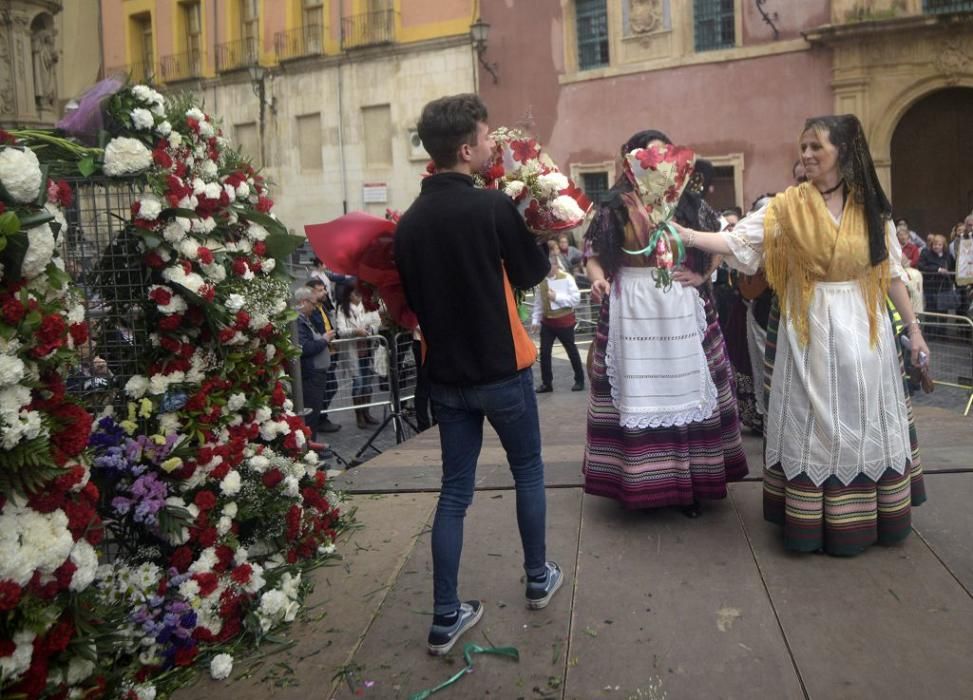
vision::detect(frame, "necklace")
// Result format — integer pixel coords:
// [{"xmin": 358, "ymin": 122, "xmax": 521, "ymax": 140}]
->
[{"xmin": 817, "ymin": 179, "xmax": 844, "ymax": 199}]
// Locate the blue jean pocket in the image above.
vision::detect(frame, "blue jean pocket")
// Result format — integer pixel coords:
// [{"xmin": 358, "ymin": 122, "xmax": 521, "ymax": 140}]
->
[{"xmin": 476, "ymin": 375, "xmax": 528, "ymax": 425}]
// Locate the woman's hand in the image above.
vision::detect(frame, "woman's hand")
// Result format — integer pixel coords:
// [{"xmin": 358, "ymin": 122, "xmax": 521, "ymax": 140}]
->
[
  {"xmin": 909, "ymin": 328, "xmax": 930, "ymax": 368},
  {"xmin": 591, "ymin": 278, "xmax": 611, "ymax": 303},
  {"xmin": 672, "ymin": 268, "xmax": 705, "ymax": 288}
]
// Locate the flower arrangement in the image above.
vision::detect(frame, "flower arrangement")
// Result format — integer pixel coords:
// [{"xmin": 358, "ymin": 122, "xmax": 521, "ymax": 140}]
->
[
  {"xmin": 620, "ymin": 143, "xmax": 696, "ymax": 290},
  {"xmin": 478, "ymin": 127, "xmax": 590, "ymax": 235},
  {"xmin": 0, "ymin": 84, "xmax": 348, "ymax": 699}
]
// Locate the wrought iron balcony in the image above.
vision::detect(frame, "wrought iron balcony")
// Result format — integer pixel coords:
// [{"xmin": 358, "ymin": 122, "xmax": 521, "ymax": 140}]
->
[
  {"xmin": 274, "ymin": 24, "xmax": 324, "ymax": 61},
  {"xmin": 106, "ymin": 61, "xmax": 158, "ymax": 84},
  {"xmin": 216, "ymin": 37, "xmax": 260, "ymax": 72},
  {"xmin": 160, "ymin": 51, "xmax": 205, "ymax": 82},
  {"xmin": 341, "ymin": 10, "xmax": 397, "ymax": 50}
]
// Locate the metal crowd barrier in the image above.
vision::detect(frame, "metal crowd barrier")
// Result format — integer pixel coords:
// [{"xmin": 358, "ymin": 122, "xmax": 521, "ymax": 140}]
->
[
  {"xmin": 521, "ymin": 287, "xmax": 600, "ymax": 345},
  {"xmin": 916, "ymin": 311, "xmax": 973, "ymax": 415}
]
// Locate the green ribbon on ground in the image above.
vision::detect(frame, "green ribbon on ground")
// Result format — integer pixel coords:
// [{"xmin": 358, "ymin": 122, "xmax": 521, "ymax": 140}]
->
[
  {"xmin": 408, "ymin": 643, "xmax": 520, "ymax": 700},
  {"xmin": 622, "ymin": 221, "xmax": 685, "ymax": 265}
]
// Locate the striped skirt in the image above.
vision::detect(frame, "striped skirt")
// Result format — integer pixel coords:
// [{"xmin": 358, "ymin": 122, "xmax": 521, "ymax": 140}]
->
[
  {"xmin": 761, "ymin": 300, "xmax": 927, "ymax": 556},
  {"xmin": 583, "ymin": 291, "xmax": 749, "ymax": 509}
]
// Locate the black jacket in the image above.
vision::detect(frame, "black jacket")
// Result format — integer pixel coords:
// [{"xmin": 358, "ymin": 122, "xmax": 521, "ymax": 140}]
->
[{"xmin": 395, "ymin": 172, "xmax": 548, "ymax": 385}]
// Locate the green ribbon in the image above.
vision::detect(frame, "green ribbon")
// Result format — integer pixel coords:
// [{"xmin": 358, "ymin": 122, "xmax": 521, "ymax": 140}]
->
[
  {"xmin": 408, "ymin": 643, "xmax": 520, "ymax": 700},
  {"xmin": 622, "ymin": 221, "xmax": 685, "ymax": 266}
]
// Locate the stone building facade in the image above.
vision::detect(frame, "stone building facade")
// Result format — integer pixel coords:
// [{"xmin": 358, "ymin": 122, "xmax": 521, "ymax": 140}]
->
[{"xmin": 99, "ymin": 0, "xmax": 479, "ymax": 230}]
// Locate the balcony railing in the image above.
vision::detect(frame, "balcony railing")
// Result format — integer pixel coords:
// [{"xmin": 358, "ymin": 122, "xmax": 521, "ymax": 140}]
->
[
  {"xmin": 274, "ymin": 24, "xmax": 324, "ymax": 61},
  {"xmin": 216, "ymin": 37, "xmax": 260, "ymax": 72},
  {"xmin": 106, "ymin": 61, "xmax": 158, "ymax": 84},
  {"xmin": 341, "ymin": 10, "xmax": 397, "ymax": 50},
  {"xmin": 924, "ymin": 0, "xmax": 973, "ymax": 13},
  {"xmin": 160, "ymin": 51, "xmax": 205, "ymax": 82}
]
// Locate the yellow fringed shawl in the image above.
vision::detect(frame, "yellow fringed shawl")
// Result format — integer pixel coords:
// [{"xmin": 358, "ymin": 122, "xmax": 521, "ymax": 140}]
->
[{"xmin": 763, "ymin": 182, "xmax": 890, "ymax": 348}]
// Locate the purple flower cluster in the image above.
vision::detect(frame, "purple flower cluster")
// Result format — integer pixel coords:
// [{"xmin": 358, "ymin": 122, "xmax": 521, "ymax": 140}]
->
[
  {"xmin": 130, "ymin": 583, "xmax": 198, "ymax": 668},
  {"xmin": 111, "ymin": 472, "xmax": 168, "ymax": 525}
]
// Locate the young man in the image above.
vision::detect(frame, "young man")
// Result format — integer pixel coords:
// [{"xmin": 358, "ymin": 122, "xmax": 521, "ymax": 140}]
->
[
  {"xmin": 395, "ymin": 94, "xmax": 563, "ymax": 655},
  {"xmin": 305, "ymin": 279, "xmax": 341, "ymax": 433},
  {"xmin": 532, "ymin": 256, "xmax": 585, "ymax": 393}
]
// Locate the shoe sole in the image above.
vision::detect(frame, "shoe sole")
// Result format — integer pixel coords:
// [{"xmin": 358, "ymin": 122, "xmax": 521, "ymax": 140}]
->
[
  {"xmin": 426, "ymin": 604, "xmax": 484, "ymax": 656},
  {"xmin": 526, "ymin": 570, "xmax": 564, "ymax": 610}
]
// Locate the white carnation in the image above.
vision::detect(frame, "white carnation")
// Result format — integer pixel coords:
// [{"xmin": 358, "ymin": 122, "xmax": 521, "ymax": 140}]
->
[
  {"xmin": 20, "ymin": 224, "xmax": 56, "ymax": 278},
  {"xmin": 103, "ymin": 137, "xmax": 152, "ymax": 176},
  {"xmin": 210, "ymin": 653, "xmax": 234, "ymax": 680},
  {"xmin": 67, "ymin": 656, "xmax": 96, "ymax": 685},
  {"xmin": 157, "ymin": 120, "xmax": 172, "ymax": 136},
  {"xmin": 200, "ymin": 160, "xmax": 218, "ymax": 179},
  {"xmin": 536, "ymin": 172, "xmax": 569, "ymax": 198},
  {"xmin": 0, "ymin": 354, "xmax": 26, "ymax": 387},
  {"xmin": 186, "ymin": 107, "xmax": 206, "ymax": 121},
  {"xmin": 136, "ymin": 194, "xmax": 163, "ymax": 221},
  {"xmin": 125, "ymin": 375, "xmax": 150, "ymax": 398},
  {"xmin": 262, "ymin": 258, "xmax": 276, "ymax": 274},
  {"xmin": 550, "ymin": 194, "xmax": 585, "ymax": 223},
  {"xmin": 168, "ymin": 132, "xmax": 183, "ymax": 149},
  {"xmin": 131, "ymin": 107, "xmax": 155, "ymax": 130},
  {"xmin": 220, "ymin": 470, "xmax": 241, "ymax": 496},
  {"xmin": 249, "ymin": 454, "xmax": 270, "ymax": 473},
  {"xmin": 226, "ymin": 391, "xmax": 246, "ymax": 410},
  {"xmin": 203, "ymin": 182, "xmax": 222, "ymax": 200},
  {"xmin": 178, "ymin": 238, "xmax": 200, "ymax": 260},
  {"xmin": 0, "ymin": 505, "xmax": 74, "ymax": 586},
  {"xmin": 247, "ymin": 222, "xmax": 269, "ymax": 241},
  {"xmin": 236, "ymin": 182, "xmax": 251, "ymax": 199},
  {"xmin": 162, "ymin": 220, "xmax": 187, "ymax": 244},
  {"xmin": 503, "ymin": 180, "xmax": 526, "ymax": 199},
  {"xmin": 0, "ymin": 630, "xmax": 36, "ymax": 682},
  {"xmin": 0, "ymin": 146, "xmax": 42, "ymax": 203},
  {"xmin": 69, "ymin": 540, "xmax": 99, "ymax": 591},
  {"xmin": 225, "ymin": 294, "xmax": 246, "ymax": 314}
]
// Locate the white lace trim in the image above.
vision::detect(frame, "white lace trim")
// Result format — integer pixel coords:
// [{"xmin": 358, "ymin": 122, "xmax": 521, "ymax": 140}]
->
[{"xmin": 605, "ymin": 273, "xmax": 718, "ymax": 429}]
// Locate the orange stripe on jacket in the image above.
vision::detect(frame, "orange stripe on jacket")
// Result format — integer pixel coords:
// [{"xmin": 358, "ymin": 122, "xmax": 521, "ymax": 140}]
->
[{"xmin": 502, "ymin": 265, "xmax": 537, "ymax": 371}]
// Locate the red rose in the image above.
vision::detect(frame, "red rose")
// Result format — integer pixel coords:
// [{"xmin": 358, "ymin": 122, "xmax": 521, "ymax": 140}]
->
[
  {"xmin": 193, "ymin": 490, "xmax": 217, "ymax": 511},
  {"xmin": 0, "ymin": 579, "xmax": 22, "ymax": 611}
]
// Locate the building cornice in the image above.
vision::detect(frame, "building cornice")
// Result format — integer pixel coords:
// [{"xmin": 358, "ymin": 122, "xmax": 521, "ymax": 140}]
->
[{"xmin": 803, "ymin": 12, "xmax": 973, "ymax": 45}]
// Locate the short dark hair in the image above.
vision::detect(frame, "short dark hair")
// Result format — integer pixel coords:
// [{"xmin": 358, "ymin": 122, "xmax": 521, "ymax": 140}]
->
[
  {"xmin": 305, "ymin": 278, "xmax": 325, "ymax": 289},
  {"xmin": 417, "ymin": 94, "xmax": 488, "ymax": 168}
]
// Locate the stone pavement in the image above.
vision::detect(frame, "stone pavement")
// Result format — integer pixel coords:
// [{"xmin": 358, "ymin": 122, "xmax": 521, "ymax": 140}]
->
[{"xmin": 179, "ymin": 362, "xmax": 973, "ymax": 700}]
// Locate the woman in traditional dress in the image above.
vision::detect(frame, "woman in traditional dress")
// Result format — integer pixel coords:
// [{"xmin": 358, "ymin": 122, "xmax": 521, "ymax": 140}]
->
[
  {"xmin": 582, "ymin": 130, "xmax": 748, "ymax": 517},
  {"xmin": 675, "ymin": 115, "xmax": 929, "ymax": 555}
]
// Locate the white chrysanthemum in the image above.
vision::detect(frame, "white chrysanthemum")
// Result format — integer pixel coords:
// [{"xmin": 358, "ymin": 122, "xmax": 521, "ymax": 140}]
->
[
  {"xmin": 20, "ymin": 224, "xmax": 56, "ymax": 278},
  {"xmin": 69, "ymin": 540, "xmax": 99, "ymax": 591},
  {"xmin": 103, "ymin": 137, "xmax": 152, "ymax": 176},
  {"xmin": 550, "ymin": 194, "xmax": 585, "ymax": 223},
  {"xmin": 0, "ymin": 146, "xmax": 43, "ymax": 203},
  {"xmin": 125, "ymin": 374, "xmax": 150, "ymax": 398},
  {"xmin": 0, "ymin": 354, "xmax": 26, "ymax": 387},
  {"xmin": 503, "ymin": 180, "xmax": 526, "ymax": 199},
  {"xmin": 137, "ymin": 194, "xmax": 163, "ymax": 221},
  {"xmin": 131, "ymin": 107, "xmax": 155, "ymax": 130}
]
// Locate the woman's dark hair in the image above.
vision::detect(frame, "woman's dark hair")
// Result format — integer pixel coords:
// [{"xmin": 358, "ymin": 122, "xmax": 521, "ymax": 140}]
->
[
  {"xmin": 417, "ymin": 93, "xmax": 488, "ymax": 169},
  {"xmin": 336, "ymin": 283, "xmax": 358, "ymax": 317},
  {"xmin": 619, "ymin": 129, "xmax": 672, "ymax": 157},
  {"xmin": 803, "ymin": 114, "xmax": 890, "ymax": 266}
]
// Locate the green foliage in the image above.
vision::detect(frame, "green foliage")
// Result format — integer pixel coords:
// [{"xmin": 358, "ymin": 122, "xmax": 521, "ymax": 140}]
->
[{"xmin": 0, "ymin": 436, "xmax": 62, "ymax": 499}]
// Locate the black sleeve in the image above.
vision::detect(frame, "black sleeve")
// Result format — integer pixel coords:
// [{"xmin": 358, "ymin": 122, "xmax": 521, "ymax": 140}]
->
[
  {"xmin": 916, "ymin": 250, "xmax": 937, "ymax": 274},
  {"xmin": 493, "ymin": 194, "xmax": 549, "ymax": 288}
]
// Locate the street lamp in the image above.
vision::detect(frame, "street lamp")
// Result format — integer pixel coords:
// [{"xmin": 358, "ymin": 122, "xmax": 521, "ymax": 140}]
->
[{"xmin": 470, "ymin": 17, "xmax": 498, "ymax": 84}]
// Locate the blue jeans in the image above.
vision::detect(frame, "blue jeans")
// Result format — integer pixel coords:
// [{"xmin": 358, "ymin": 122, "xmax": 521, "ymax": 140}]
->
[{"xmin": 429, "ymin": 368, "xmax": 548, "ymax": 615}]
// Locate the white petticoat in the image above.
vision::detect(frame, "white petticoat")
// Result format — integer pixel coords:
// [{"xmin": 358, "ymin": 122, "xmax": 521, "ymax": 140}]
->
[
  {"xmin": 766, "ymin": 281, "xmax": 911, "ymax": 486},
  {"xmin": 606, "ymin": 267, "xmax": 717, "ymax": 429}
]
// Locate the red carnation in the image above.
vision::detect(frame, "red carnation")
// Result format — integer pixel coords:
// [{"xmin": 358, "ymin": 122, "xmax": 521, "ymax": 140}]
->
[
  {"xmin": 209, "ymin": 461, "xmax": 230, "ymax": 481},
  {"xmin": 261, "ymin": 469, "xmax": 283, "ymax": 488},
  {"xmin": 37, "ymin": 313, "xmax": 67, "ymax": 345},
  {"xmin": 214, "ymin": 545, "xmax": 234, "ymax": 572},
  {"xmin": 68, "ymin": 322, "xmax": 89, "ymax": 345},
  {"xmin": 231, "ymin": 258, "xmax": 248, "ymax": 276},
  {"xmin": 0, "ymin": 580, "xmax": 22, "ymax": 611},
  {"xmin": 197, "ymin": 246, "xmax": 214, "ymax": 265},
  {"xmin": 153, "ymin": 146, "xmax": 173, "ymax": 170},
  {"xmin": 170, "ymin": 546, "xmax": 194, "ymax": 572},
  {"xmin": 256, "ymin": 195, "xmax": 273, "ymax": 213},
  {"xmin": 144, "ymin": 251, "xmax": 166, "ymax": 269},
  {"xmin": 271, "ymin": 383, "xmax": 286, "ymax": 407},
  {"xmin": 42, "ymin": 619, "xmax": 75, "ymax": 654},
  {"xmin": 174, "ymin": 646, "xmax": 198, "ymax": 667},
  {"xmin": 158, "ymin": 314, "xmax": 184, "ymax": 331},
  {"xmin": 50, "ymin": 403, "xmax": 93, "ymax": 458},
  {"xmin": 194, "ymin": 572, "xmax": 219, "ymax": 597},
  {"xmin": 1, "ymin": 297, "xmax": 25, "ymax": 325},
  {"xmin": 149, "ymin": 286, "xmax": 173, "ymax": 306},
  {"xmin": 230, "ymin": 564, "xmax": 252, "ymax": 585},
  {"xmin": 54, "ymin": 561, "xmax": 77, "ymax": 590},
  {"xmin": 253, "ymin": 241, "xmax": 267, "ymax": 257},
  {"xmin": 197, "ymin": 526, "xmax": 218, "ymax": 548},
  {"xmin": 193, "ymin": 490, "xmax": 217, "ymax": 511}
]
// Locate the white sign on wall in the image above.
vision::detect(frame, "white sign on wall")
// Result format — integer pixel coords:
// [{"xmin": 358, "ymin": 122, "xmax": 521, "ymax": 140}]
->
[{"xmin": 362, "ymin": 182, "xmax": 388, "ymax": 204}]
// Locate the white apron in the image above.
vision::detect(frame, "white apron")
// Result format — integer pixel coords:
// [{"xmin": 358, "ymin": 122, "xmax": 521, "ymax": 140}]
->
[{"xmin": 606, "ymin": 267, "xmax": 717, "ymax": 429}]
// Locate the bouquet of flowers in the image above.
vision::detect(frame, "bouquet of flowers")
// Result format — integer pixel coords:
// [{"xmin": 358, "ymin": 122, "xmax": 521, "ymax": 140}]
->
[
  {"xmin": 479, "ymin": 128, "xmax": 591, "ymax": 235},
  {"xmin": 621, "ymin": 143, "xmax": 696, "ymax": 290}
]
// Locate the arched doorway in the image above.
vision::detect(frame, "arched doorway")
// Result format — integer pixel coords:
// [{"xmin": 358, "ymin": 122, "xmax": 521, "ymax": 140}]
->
[{"xmin": 890, "ymin": 87, "xmax": 973, "ymax": 237}]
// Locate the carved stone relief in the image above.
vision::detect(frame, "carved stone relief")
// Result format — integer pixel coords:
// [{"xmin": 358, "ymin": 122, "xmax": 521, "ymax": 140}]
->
[
  {"xmin": 629, "ymin": 0, "xmax": 664, "ymax": 35},
  {"xmin": 935, "ymin": 38, "xmax": 973, "ymax": 86}
]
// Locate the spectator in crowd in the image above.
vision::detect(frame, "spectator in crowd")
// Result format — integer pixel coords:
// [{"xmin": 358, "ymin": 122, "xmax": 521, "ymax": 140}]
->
[
  {"xmin": 897, "ymin": 222, "xmax": 921, "ymax": 267},
  {"xmin": 305, "ymin": 279, "xmax": 342, "ymax": 433},
  {"xmin": 532, "ymin": 255, "xmax": 585, "ymax": 393},
  {"xmin": 335, "ymin": 285, "xmax": 382, "ymax": 429},
  {"xmin": 896, "ymin": 218, "xmax": 926, "ymax": 250},
  {"xmin": 556, "ymin": 234, "xmax": 584, "ymax": 275},
  {"xmin": 901, "ymin": 256, "xmax": 924, "ymax": 315},
  {"xmin": 917, "ymin": 233, "xmax": 957, "ymax": 313},
  {"xmin": 395, "ymin": 93, "xmax": 561, "ymax": 656},
  {"xmin": 310, "ymin": 257, "xmax": 356, "ymax": 299},
  {"xmin": 721, "ymin": 209, "xmax": 740, "ymax": 231},
  {"xmin": 295, "ymin": 287, "xmax": 336, "ymax": 437}
]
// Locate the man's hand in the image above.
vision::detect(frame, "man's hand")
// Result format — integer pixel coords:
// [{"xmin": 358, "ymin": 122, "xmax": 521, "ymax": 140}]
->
[
  {"xmin": 591, "ymin": 278, "xmax": 610, "ymax": 303},
  {"xmin": 325, "ymin": 330, "xmax": 337, "ymax": 342}
]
